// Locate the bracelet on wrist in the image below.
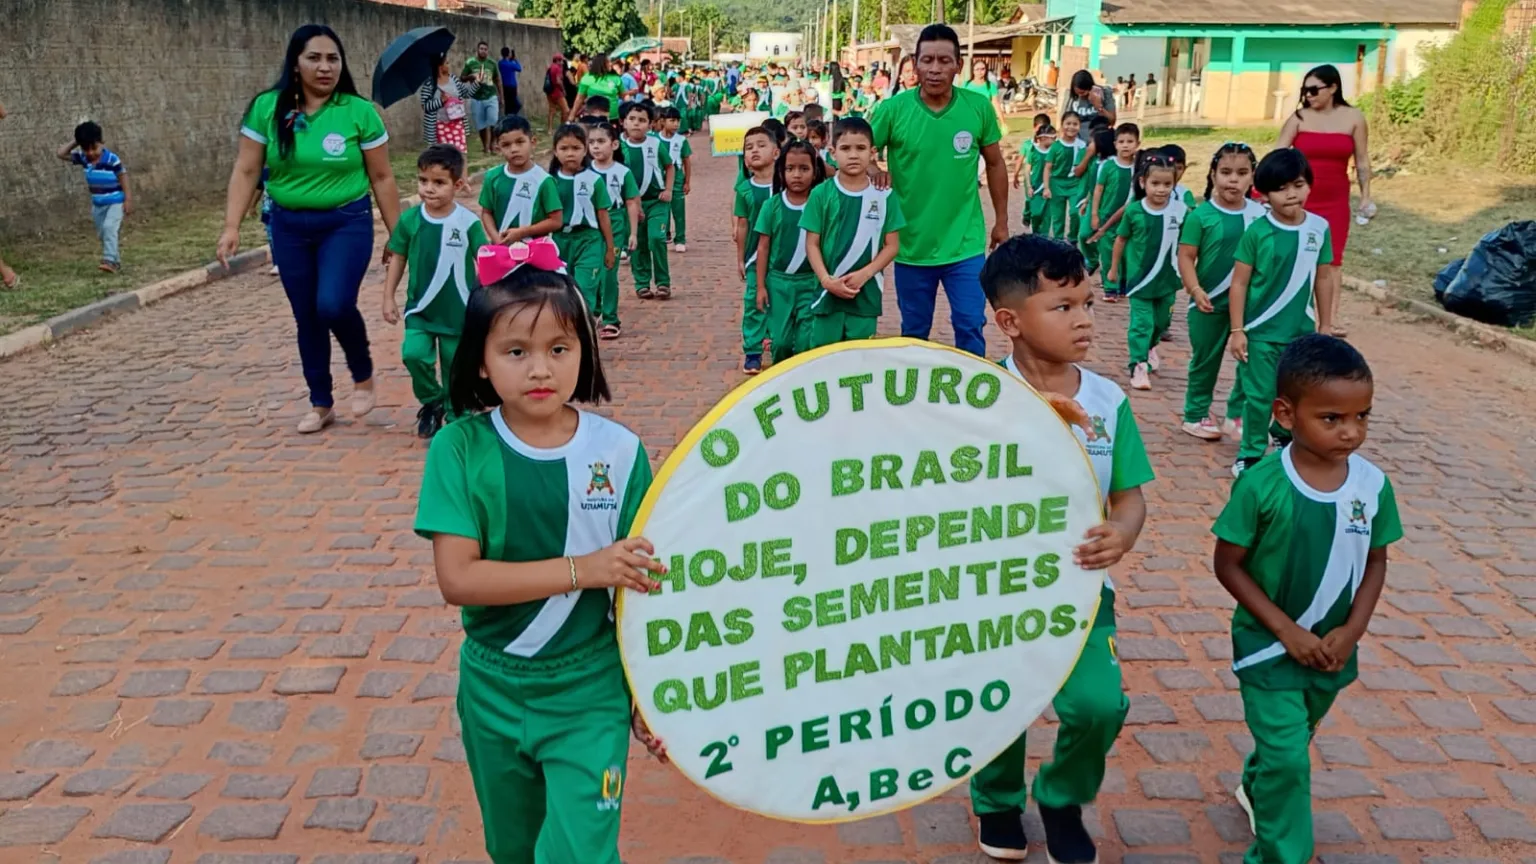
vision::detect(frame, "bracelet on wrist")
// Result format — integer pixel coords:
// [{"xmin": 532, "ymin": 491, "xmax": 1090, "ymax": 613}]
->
[{"xmin": 567, "ymin": 556, "xmax": 578, "ymax": 591}]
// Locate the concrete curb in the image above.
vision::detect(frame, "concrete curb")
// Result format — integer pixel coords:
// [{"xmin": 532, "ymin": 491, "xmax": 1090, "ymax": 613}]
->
[
  {"xmin": 1341, "ymin": 275, "xmax": 1536, "ymax": 368},
  {"xmin": 0, "ymin": 168, "xmax": 490, "ymax": 362}
]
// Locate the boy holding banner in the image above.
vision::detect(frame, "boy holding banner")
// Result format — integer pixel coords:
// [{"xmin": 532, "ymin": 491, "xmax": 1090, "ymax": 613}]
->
[{"xmin": 975, "ymin": 233, "xmax": 1152, "ymax": 864}]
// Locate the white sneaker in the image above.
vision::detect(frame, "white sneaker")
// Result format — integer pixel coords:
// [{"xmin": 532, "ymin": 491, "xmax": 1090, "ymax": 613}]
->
[
  {"xmin": 1148, "ymin": 345, "xmax": 1162, "ymax": 372},
  {"xmin": 268, "ymin": 265, "xmax": 280, "ymax": 276},
  {"xmin": 1130, "ymin": 363, "xmax": 1151, "ymax": 391},
  {"xmin": 1181, "ymin": 418, "xmax": 1224, "ymax": 441},
  {"xmin": 1235, "ymin": 782, "xmax": 1256, "ymax": 834},
  {"xmin": 673, "ymin": 243, "xmax": 687, "ymax": 253},
  {"xmin": 1222, "ymin": 416, "xmax": 1242, "ymax": 439}
]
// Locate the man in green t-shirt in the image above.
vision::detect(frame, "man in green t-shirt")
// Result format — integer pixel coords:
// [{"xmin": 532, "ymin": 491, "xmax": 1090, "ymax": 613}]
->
[
  {"xmin": 1213, "ymin": 334, "xmax": 1400, "ymax": 864},
  {"xmin": 462, "ymin": 41, "xmax": 502, "ymax": 154},
  {"xmin": 870, "ymin": 23, "xmax": 1008, "ymax": 358}
]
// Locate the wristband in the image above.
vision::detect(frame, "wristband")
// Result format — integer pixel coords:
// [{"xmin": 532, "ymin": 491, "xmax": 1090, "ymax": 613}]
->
[
  {"xmin": 1231, "ymin": 327, "xmax": 1244, "ymax": 333},
  {"xmin": 567, "ymin": 556, "xmax": 578, "ymax": 591}
]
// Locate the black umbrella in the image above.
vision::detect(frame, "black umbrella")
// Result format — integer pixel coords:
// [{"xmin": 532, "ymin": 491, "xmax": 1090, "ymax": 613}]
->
[{"xmin": 373, "ymin": 26, "xmax": 456, "ymax": 108}]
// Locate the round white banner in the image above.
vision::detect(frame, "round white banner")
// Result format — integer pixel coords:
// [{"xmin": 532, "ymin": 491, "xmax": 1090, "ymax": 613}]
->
[{"xmin": 619, "ymin": 340, "xmax": 1105, "ymax": 823}]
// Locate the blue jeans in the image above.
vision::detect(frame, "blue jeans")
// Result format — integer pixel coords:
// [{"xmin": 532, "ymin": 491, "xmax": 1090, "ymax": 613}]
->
[
  {"xmin": 893, "ymin": 255, "xmax": 988, "ymax": 357},
  {"xmin": 92, "ymin": 203, "xmax": 123, "ymax": 265},
  {"xmin": 269, "ymin": 197, "xmax": 375, "ymax": 409}
]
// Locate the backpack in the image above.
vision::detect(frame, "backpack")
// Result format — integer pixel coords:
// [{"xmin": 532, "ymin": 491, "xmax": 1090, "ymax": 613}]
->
[{"xmin": 543, "ymin": 67, "xmax": 558, "ymax": 95}]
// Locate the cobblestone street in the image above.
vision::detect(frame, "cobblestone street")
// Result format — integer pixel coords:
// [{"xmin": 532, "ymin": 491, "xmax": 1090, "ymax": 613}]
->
[{"xmin": 2, "ymin": 145, "xmax": 1536, "ymax": 864}]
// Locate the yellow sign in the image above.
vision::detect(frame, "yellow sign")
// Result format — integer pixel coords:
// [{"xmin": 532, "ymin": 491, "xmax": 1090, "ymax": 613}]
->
[{"xmin": 709, "ymin": 111, "xmax": 770, "ymax": 157}]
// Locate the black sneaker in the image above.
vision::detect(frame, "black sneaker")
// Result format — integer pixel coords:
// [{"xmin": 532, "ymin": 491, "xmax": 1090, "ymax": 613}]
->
[
  {"xmin": 977, "ymin": 808, "xmax": 1029, "ymax": 860},
  {"xmin": 1038, "ymin": 803, "xmax": 1097, "ymax": 864},
  {"xmin": 1231, "ymin": 456, "xmax": 1262, "ymax": 479},
  {"xmin": 416, "ymin": 404, "xmax": 437, "ymax": 439},
  {"xmin": 742, "ymin": 353, "xmax": 763, "ymax": 375},
  {"xmin": 431, "ymin": 402, "xmax": 448, "ymax": 436}
]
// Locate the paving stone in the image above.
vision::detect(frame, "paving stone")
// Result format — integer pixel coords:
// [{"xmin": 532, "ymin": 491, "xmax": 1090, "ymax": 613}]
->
[
  {"xmin": 1316, "ymin": 856, "xmax": 1399, "ymax": 864},
  {"xmin": 149, "ymin": 698, "xmax": 214, "ymax": 727},
  {"xmin": 1115, "ymin": 637, "xmax": 1188, "ymax": 661},
  {"xmin": 368, "ymin": 803, "xmax": 437, "ymax": 844},
  {"xmin": 230, "ymin": 699, "xmax": 289, "ymax": 732},
  {"xmin": 296, "ymin": 613, "xmax": 347, "ymax": 633},
  {"xmin": 1370, "ymin": 805, "xmax": 1453, "ymax": 840},
  {"xmin": 120, "ymin": 668, "xmax": 190, "ymax": 698},
  {"xmin": 355, "ymin": 613, "xmax": 410, "ymax": 634},
  {"xmin": 433, "ymin": 736, "xmax": 467, "ymax": 764},
  {"xmin": 358, "ymin": 671, "xmax": 414, "ymax": 698},
  {"xmin": 137, "ymin": 772, "xmax": 214, "ymax": 800},
  {"xmin": 1357, "ymin": 668, "xmax": 1436, "ymax": 692},
  {"xmin": 1465, "ymin": 806, "xmax": 1536, "ymax": 842},
  {"xmin": 306, "ymin": 798, "xmax": 379, "ymax": 832},
  {"xmin": 274, "ymin": 665, "xmax": 346, "ymax": 694},
  {"xmin": 412, "ymin": 672, "xmax": 458, "ymax": 700},
  {"xmin": 92, "ymin": 802, "xmax": 194, "ymax": 841},
  {"xmin": 1153, "ymin": 668, "xmax": 1211, "ymax": 690},
  {"xmin": 836, "ymin": 813, "xmax": 903, "ymax": 845},
  {"xmin": 1133, "ymin": 731, "xmax": 1212, "ymax": 764},
  {"xmin": 192, "ymin": 852, "xmax": 300, "ymax": 863},
  {"xmin": 361, "ymin": 733, "xmax": 424, "ymax": 760},
  {"xmin": 1405, "ymin": 698, "xmax": 1484, "ymax": 730},
  {"xmin": 367, "ymin": 765, "xmax": 430, "ymax": 798},
  {"xmin": 60, "ymin": 699, "xmax": 122, "ymax": 733},
  {"xmin": 209, "ymin": 740, "xmax": 274, "ymax": 767},
  {"xmin": 16, "ymin": 739, "xmax": 95, "ymax": 768},
  {"xmin": 222, "ymin": 773, "xmax": 297, "ymax": 799},
  {"xmin": 90, "ymin": 851, "xmax": 173, "ymax": 864},
  {"xmin": 1458, "ymin": 642, "xmax": 1533, "ymax": 665},
  {"xmin": 1315, "ymin": 735, "xmax": 1371, "ymax": 766},
  {"xmin": 1441, "ymin": 671, "xmax": 1509, "ymax": 694},
  {"xmin": 306, "ymin": 766, "xmax": 363, "ymax": 798},
  {"xmin": 1369, "ymin": 735, "xmax": 1447, "ymax": 764},
  {"xmin": 139, "ymin": 637, "xmax": 224, "ymax": 661},
  {"xmin": 1138, "ymin": 770, "xmax": 1203, "ymax": 800},
  {"xmin": 1339, "ymin": 697, "xmax": 1408, "ymax": 728},
  {"xmin": 1381, "ymin": 639, "xmax": 1458, "ymax": 667},
  {"xmin": 1193, "ymin": 693, "xmax": 1244, "ymax": 722},
  {"xmin": 289, "ymin": 744, "xmax": 339, "ymax": 766},
  {"xmin": 1125, "ymin": 694, "xmax": 1177, "ymax": 725},
  {"xmin": 198, "ymin": 803, "xmax": 291, "ymax": 840},
  {"xmin": 1205, "ymin": 804, "xmax": 1252, "ymax": 843},
  {"xmin": 306, "ymin": 704, "xmax": 349, "ymax": 732},
  {"xmin": 0, "ymin": 771, "xmax": 57, "ymax": 800},
  {"xmin": 1494, "ymin": 698, "xmax": 1536, "ymax": 725},
  {"xmin": 230, "ymin": 635, "xmax": 302, "ymax": 660},
  {"xmin": 62, "ymin": 768, "xmax": 137, "ymax": 797},
  {"xmin": 382, "ymin": 636, "xmax": 449, "ymax": 663},
  {"xmin": 368, "ymin": 705, "xmax": 443, "ymax": 733},
  {"xmin": 1497, "ymin": 734, "xmax": 1536, "ymax": 763},
  {"xmin": 911, "ymin": 801, "xmax": 971, "ymax": 845},
  {"xmin": 53, "ymin": 668, "xmax": 116, "ymax": 696},
  {"xmin": 1423, "ymin": 614, "xmax": 1500, "ymax": 638},
  {"xmin": 0, "ymin": 805, "xmax": 92, "ymax": 845},
  {"xmin": 1114, "ymin": 809, "xmax": 1191, "ymax": 846},
  {"xmin": 1436, "ymin": 733, "xmax": 1502, "ymax": 764},
  {"xmin": 763, "ymin": 849, "xmax": 828, "ymax": 864},
  {"xmin": 109, "ymin": 742, "xmax": 182, "ymax": 768},
  {"xmin": 311, "ymin": 857, "xmax": 417, "ymax": 864},
  {"xmin": 223, "ymin": 615, "xmax": 286, "ymax": 634},
  {"xmin": 1313, "ymin": 811, "xmax": 1362, "ymax": 844},
  {"xmin": 197, "ymin": 670, "xmax": 270, "ymax": 694},
  {"xmin": 309, "ymin": 634, "xmax": 373, "ymax": 658},
  {"xmin": 1497, "ymin": 769, "xmax": 1536, "ymax": 803},
  {"xmin": 1312, "ymin": 770, "xmax": 1384, "ymax": 799},
  {"xmin": 1385, "ymin": 771, "xmax": 1487, "ymax": 800},
  {"xmin": 0, "ymin": 615, "xmax": 40, "ymax": 634}
]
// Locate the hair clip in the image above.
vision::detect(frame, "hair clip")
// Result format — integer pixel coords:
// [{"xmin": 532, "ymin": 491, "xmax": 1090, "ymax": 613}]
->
[{"xmin": 476, "ymin": 237, "xmax": 567, "ymax": 285}]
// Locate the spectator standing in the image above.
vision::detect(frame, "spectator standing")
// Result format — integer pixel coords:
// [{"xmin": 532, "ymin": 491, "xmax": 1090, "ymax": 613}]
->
[
  {"xmin": 543, "ymin": 54, "xmax": 569, "ymax": 137},
  {"xmin": 1065, "ymin": 69, "xmax": 1117, "ymax": 126},
  {"xmin": 0, "ymin": 101, "xmax": 18, "ymax": 288},
  {"xmin": 462, "ymin": 41, "xmax": 502, "ymax": 153},
  {"xmin": 570, "ymin": 54, "xmax": 624, "ymax": 120},
  {"xmin": 498, "ymin": 47, "xmax": 523, "ymax": 116},
  {"xmin": 56, "ymin": 121, "xmax": 132, "ymax": 273},
  {"xmin": 420, "ymin": 55, "xmax": 474, "ymax": 151}
]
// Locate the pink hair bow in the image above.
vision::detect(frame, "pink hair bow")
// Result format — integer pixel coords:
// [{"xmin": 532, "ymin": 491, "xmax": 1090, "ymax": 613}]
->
[{"xmin": 475, "ymin": 237, "xmax": 568, "ymax": 285}]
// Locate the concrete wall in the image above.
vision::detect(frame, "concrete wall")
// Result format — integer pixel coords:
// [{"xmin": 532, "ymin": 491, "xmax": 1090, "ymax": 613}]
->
[
  {"xmin": 0, "ymin": 0, "xmax": 560, "ymax": 238},
  {"xmin": 1097, "ymin": 36, "xmax": 1165, "ymax": 83}
]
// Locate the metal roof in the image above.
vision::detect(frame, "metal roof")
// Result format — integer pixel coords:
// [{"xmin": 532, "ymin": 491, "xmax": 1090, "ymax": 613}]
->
[{"xmin": 1098, "ymin": 0, "xmax": 1462, "ymax": 26}]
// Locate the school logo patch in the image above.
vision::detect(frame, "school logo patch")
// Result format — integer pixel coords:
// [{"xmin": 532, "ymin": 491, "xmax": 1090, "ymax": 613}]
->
[
  {"xmin": 952, "ymin": 131, "xmax": 974, "ymax": 155},
  {"xmin": 578, "ymin": 181, "xmax": 590, "ymax": 197},
  {"xmin": 1090, "ymin": 416, "xmax": 1111, "ymax": 443},
  {"xmin": 515, "ymin": 183, "xmax": 534, "ymax": 199},
  {"xmin": 1346, "ymin": 498, "xmax": 1371, "ymax": 535},
  {"xmin": 321, "ymin": 133, "xmax": 347, "ymax": 157},
  {"xmin": 446, "ymin": 228, "xmax": 465, "ymax": 248},
  {"xmin": 587, "ymin": 462, "xmax": 615, "ymax": 495},
  {"xmin": 1304, "ymin": 231, "xmax": 1320, "ymax": 253},
  {"xmin": 597, "ymin": 764, "xmax": 624, "ymax": 811},
  {"xmin": 864, "ymin": 199, "xmax": 882, "ymax": 220}
]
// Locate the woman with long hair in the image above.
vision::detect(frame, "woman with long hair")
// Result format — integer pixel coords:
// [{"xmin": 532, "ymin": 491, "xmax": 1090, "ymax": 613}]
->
[
  {"xmin": 892, "ymin": 55, "xmax": 918, "ymax": 95},
  {"xmin": 1065, "ymin": 69, "xmax": 1117, "ymax": 126},
  {"xmin": 962, "ymin": 57, "xmax": 1007, "ymax": 126},
  {"xmin": 569, "ymin": 53, "xmax": 624, "ymax": 120},
  {"xmin": 543, "ymin": 53, "xmax": 569, "ymax": 137},
  {"xmin": 217, "ymin": 24, "xmax": 402, "ymax": 433},
  {"xmin": 828, "ymin": 61, "xmax": 847, "ymax": 117},
  {"xmin": 419, "ymin": 53, "xmax": 474, "ymax": 151},
  {"xmin": 1275, "ymin": 63, "xmax": 1370, "ymax": 336}
]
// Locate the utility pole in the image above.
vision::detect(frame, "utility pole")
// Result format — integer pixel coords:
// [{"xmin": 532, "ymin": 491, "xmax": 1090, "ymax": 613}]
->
[
  {"xmin": 831, "ymin": 0, "xmax": 839, "ymax": 65},
  {"xmin": 850, "ymin": 0, "xmax": 859, "ymax": 66},
  {"xmin": 966, "ymin": 0, "xmax": 975, "ymax": 71},
  {"xmin": 658, "ymin": 0, "xmax": 665, "ymax": 50},
  {"xmin": 932, "ymin": 0, "xmax": 942, "ymax": 25},
  {"xmin": 880, "ymin": 0, "xmax": 888, "ymax": 58}
]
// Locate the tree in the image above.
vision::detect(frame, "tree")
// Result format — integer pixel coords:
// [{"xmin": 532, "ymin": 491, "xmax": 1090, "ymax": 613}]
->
[{"xmin": 521, "ymin": 0, "xmax": 646, "ymax": 56}]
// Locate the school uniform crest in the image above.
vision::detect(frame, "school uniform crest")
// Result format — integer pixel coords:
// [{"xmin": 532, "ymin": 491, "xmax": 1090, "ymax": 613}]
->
[
  {"xmin": 1346, "ymin": 498, "xmax": 1371, "ymax": 535},
  {"xmin": 322, "ymin": 133, "xmax": 347, "ymax": 157},
  {"xmin": 597, "ymin": 764, "xmax": 624, "ymax": 811},
  {"xmin": 1304, "ymin": 231, "xmax": 1320, "ymax": 253},
  {"xmin": 515, "ymin": 183, "xmax": 534, "ymax": 199},
  {"xmin": 952, "ymin": 131, "xmax": 974, "ymax": 154},
  {"xmin": 446, "ymin": 228, "xmax": 465, "ymax": 248},
  {"xmin": 587, "ymin": 462, "xmax": 615, "ymax": 495},
  {"xmin": 1090, "ymin": 416, "xmax": 1111, "ymax": 442}
]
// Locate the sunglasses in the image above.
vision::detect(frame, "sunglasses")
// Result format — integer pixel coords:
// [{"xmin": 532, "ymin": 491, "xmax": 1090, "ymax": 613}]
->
[
  {"xmin": 1223, "ymin": 141, "xmax": 1253, "ymax": 151},
  {"xmin": 1301, "ymin": 85, "xmax": 1329, "ymax": 97}
]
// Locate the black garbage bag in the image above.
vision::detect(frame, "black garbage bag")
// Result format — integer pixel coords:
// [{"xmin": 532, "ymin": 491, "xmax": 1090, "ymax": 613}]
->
[
  {"xmin": 1433, "ymin": 257, "xmax": 1465, "ymax": 303},
  {"xmin": 1433, "ymin": 221, "xmax": 1536, "ymax": 328}
]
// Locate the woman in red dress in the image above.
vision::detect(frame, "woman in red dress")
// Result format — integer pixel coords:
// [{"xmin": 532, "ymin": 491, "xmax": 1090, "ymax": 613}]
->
[{"xmin": 1276, "ymin": 64, "xmax": 1373, "ymax": 336}]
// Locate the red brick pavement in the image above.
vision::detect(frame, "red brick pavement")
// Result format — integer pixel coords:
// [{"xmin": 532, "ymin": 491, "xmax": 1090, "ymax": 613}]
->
[{"xmin": 2, "ymin": 141, "xmax": 1536, "ymax": 864}]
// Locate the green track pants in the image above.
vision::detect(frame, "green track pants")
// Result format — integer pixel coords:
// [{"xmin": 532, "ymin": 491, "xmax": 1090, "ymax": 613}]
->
[
  {"xmin": 630, "ymin": 198, "xmax": 671, "ymax": 293},
  {"xmin": 1126, "ymin": 293, "xmax": 1175, "ymax": 367},
  {"xmin": 1239, "ymin": 683, "xmax": 1338, "ymax": 864},
  {"xmin": 1236, "ymin": 338, "xmax": 1290, "ymax": 460},
  {"xmin": 1184, "ymin": 301, "xmax": 1245, "ymax": 423},
  {"xmin": 402, "ymin": 330, "xmax": 459, "ymax": 409}
]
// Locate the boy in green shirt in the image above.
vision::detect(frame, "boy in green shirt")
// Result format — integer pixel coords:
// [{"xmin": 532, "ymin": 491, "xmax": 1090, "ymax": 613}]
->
[
  {"xmin": 801, "ymin": 118, "xmax": 905, "ymax": 349},
  {"xmin": 975, "ymin": 233, "xmax": 1150, "ymax": 864},
  {"xmin": 479, "ymin": 116, "xmax": 563, "ymax": 245},
  {"xmin": 1109, "ymin": 154, "xmax": 1187, "ymax": 391},
  {"xmin": 1042, "ymin": 112, "xmax": 1088, "ymax": 241},
  {"xmin": 1015, "ymin": 124, "xmax": 1055, "ymax": 235},
  {"xmin": 1085, "ymin": 123, "xmax": 1140, "ymax": 297},
  {"xmin": 382, "ymin": 146, "xmax": 488, "ymax": 439},
  {"xmin": 587, "ymin": 120, "xmax": 641, "ymax": 339},
  {"xmin": 619, "ymin": 102, "xmax": 676, "ymax": 300},
  {"xmin": 1229, "ymin": 149, "xmax": 1336, "ymax": 477},
  {"xmin": 733, "ymin": 127, "xmax": 780, "ymax": 373},
  {"xmin": 1213, "ymin": 333, "xmax": 1400, "ymax": 864},
  {"xmin": 657, "ymin": 106, "xmax": 693, "ymax": 252}
]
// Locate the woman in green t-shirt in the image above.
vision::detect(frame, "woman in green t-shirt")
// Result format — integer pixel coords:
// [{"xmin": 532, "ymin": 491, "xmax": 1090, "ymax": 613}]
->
[
  {"xmin": 216, "ymin": 24, "xmax": 403, "ymax": 434},
  {"xmin": 568, "ymin": 53, "xmax": 624, "ymax": 120}
]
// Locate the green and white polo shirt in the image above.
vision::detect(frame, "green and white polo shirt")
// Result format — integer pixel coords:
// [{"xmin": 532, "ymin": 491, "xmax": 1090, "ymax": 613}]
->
[
  {"xmin": 801, "ymin": 178, "xmax": 906, "ymax": 318},
  {"xmin": 1093, "ymin": 157, "xmax": 1135, "ymax": 222},
  {"xmin": 240, "ymin": 91, "xmax": 389, "ymax": 211},
  {"xmin": 385, "ymin": 203, "xmax": 487, "ymax": 335},
  {"xmin": 1117, "ymin": 198, "xmax": 1188, "ymax": 299},
  {"xmin": 733, "ymin": 177, "xmax": 775, "ymax": 267},
  {"xmin": 1213, "ymin": 447, "xmax": 1402, "ymax": 690},
  {"xmin": 1001, "ymin": 360, "xmax": 1154, "ymax": 627},
  {"xmin": 555, "ymin": 168, "xmax": 614, "ymax": 232},
  {"xmin": 621, "ymin": 132, "xmax": 673, "ymax": 199},
  {"xmin": 415, "ymin": 410, "xmax": 653, "ymax": 657},
  {"xmin": 1046, "ymin": 136, "xmax": 1089, "ymax": 196},
  {"xmin": 1023, "ymin": 143, "xmax": 1051, "ymax": 200},
  {"xmin": 593, "ymin": 162, "xmax": 639, "ymax": 213},
  {"xmin": 1236, "ymin": 212, "xmax": 1334, "ymax": 343},
  {"xmin": 1178, "ymin": 199, "xmax": 1267, "ymax": 309},
  {"xmin": 478, "ymin": 164, "xmax": 562, "ymax": 233},
  {"xmin": 659, "ymin": 132, "xmax": 692, "ymax": 190},
  {"xmin": 752, "ymin": 191, "xmax": 812, "ymax": 275}
]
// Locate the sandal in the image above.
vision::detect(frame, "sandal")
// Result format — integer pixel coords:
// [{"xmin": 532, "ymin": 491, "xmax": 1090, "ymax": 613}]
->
[
  {"xmin": 636, "ymin": 287, "xmax": 655, "ymax": 300},
  {"xmin": 654, "ymin": 286, "xmax": 672, "ymax": 300},
  {"xmin": 599, "ymin": 325, "xmax": 621, "ymax": 340},
  {"xmin": 297, "ymin": 408, "xmax": 336, "ymax": 434}
]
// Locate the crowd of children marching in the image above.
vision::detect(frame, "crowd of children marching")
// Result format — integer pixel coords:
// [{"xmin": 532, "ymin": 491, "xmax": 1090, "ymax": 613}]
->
[{"xmin": 397, "ymin": 56, "xmax": 1400, "ymax": 864}]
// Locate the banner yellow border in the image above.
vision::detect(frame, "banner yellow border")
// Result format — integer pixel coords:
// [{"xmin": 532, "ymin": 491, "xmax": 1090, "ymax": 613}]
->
[{"xmin": 617, "ymin": 336, "xmax": 1105, "ymax": 824}]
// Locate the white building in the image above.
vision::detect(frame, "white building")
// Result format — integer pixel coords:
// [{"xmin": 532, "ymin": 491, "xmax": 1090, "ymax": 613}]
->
[{"xmin": 749, "ymin": 32, "xmax": 802, "ymax": 62}]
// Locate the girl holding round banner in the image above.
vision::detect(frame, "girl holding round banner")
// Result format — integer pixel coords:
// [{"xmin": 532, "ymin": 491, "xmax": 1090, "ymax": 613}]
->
[{"xmin": 414, "ymin": 241, "xmax": 666, "ymax": 864}]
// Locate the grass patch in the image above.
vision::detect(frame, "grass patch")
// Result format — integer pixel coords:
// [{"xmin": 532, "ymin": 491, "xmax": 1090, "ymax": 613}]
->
[{"xmin": 0, "ymin": 147, "xmax": 509, "ymax": 338}]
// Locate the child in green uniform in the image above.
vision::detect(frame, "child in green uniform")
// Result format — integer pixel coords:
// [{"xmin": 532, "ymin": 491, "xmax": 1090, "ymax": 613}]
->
[
  {"xmin": 382, "ymin": 145, "xmax": 488, "ymax": 439},
  {"xmin": 587, "ymin": 120, "xmax": 641, "ymax": 340},
  {"xmin": 479, "ymin": 116, "xmax": 563, "ymax": 245},
  {"xmin": 1111, "ymin": 153, "xmax": 1187, "ymax": 391},
  {"xmin": 619, "ymin": 101, "xmax": 676, "ymax": 300},
  {"xmin": 1229, "ymin": 149, "xmax": 1336, "ymax": 477},
  {"xmin": 753, "ymin": 140, "xmax": 828, "ymax": 362},
  {"xmin": 1015, "ymin": 124, "xmax": 1055, "ymax": 235},
  {"xmin": 548, "ymin": 124, "xmax": 615, "ymax": 326},
  {"xmin": 1159, "ymin": 144, "xmax": 1199, "ymax": 208},
  {"xmin": 1085, "ymin": 123, "xmax": 1140, "ymax": 300},
  {"xmin": 416, "ymin": 243, "xmax": 668, "ymax": 864},
  {"xmin": 733, "ymin": 127, "xmax": 780, "ymax": 374},
  {"xmin": 1177, "ymin": 142, "xmax": 1263, "ymax": 442},
  {"xmin": 1072, "ymin": 127, "xmax": 1111, "ymax": 265},
  {"xmin": 976, "ymin": 233, "xmax": 1149, "ymax": 864},
  {"xmin": 1042, "ymin": 112, "xmax": 1088, "ymax": 240},
  {"xmin": 657, "ymin": 106, "xmax": 692, "ymax": 252},
  {"xmin": 1213, "ymin": 333, "xmax": 1400, "ymax": 864},
  {"xmin": 802, "ymin": 118, "xmax": 904, "ymax": 349}
]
